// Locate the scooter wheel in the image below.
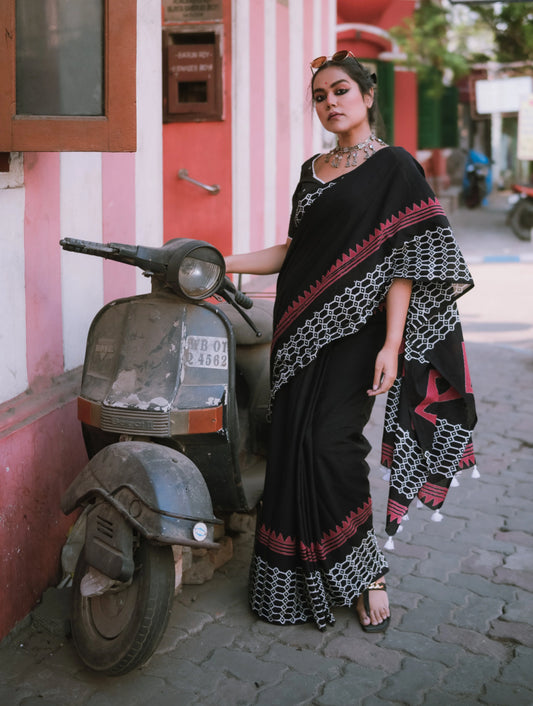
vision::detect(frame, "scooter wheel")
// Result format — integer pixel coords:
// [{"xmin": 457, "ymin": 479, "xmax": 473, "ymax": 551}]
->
[
  {"xmin": 509, "ymin": 199, "xmax": 533, "ymax": 241},
  {"xmin": 71, "ymin": 539, "xmax": 175, "ymax": 675},
  {"xmin": 463, "ymin": 180, "xmax": 481, "ymax": 209}
]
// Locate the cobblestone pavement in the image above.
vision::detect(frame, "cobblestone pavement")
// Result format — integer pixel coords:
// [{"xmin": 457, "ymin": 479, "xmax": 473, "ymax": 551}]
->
[{"xmin": 1, "ymin": 194, "xmax": 532, "ymax": 705}]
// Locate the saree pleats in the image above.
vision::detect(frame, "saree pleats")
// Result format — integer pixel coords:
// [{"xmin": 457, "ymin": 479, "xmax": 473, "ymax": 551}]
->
[{"xmin": 250, "ymin": 322, "xmax": 389, "ymax": 628}]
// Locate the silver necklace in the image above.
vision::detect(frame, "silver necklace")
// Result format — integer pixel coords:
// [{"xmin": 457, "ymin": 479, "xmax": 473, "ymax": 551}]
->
[{"xmin": 324, "ymin": 133, "xmax": 385, "ymax": 168}]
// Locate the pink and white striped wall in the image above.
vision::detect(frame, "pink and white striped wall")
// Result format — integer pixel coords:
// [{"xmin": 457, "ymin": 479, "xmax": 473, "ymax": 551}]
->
[
  {"xmin": 0, "ymin": 0, "xmax": 163, "ymax": 639},
  {"xmin": 0, "ymin": 0, "xmax": 336, "ymax": 639},
  {"xmin": 232, "ymin": 0, "xmax": 336, "ymax": 259}
]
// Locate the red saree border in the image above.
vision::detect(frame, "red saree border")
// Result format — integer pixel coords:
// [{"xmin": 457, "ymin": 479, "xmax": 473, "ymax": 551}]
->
[
  {"xmin": 459, "ymin": 442, "xmax": 476, "ymax": 468},
  {"xmin": 387, "ymin": 498, "xmax": 408, "ymax": 524},
  {"xmin": 273, "ymin": 198, "xmax": 445, "ymax": 348},
  {"xmin": 257, "ymin": 500, "xmax": 373, "ymax": 562},
  {"xmin": 418, "ymin": 482, "xmax": 448, "ymax": 507}
]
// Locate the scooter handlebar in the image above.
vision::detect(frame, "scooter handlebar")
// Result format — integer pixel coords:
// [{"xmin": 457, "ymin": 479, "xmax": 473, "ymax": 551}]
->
[
  {"xmin": 59, "ymin": 237, "xmax": 167, "ymax": 274},
  {"xmin": 60, "ymin": 238, "xmax": 118, "ymax": 257},
  {"xmin": 222, "ymin": 277, "xmax": 253, "ymax": 310},
  {"xmin": 233, "ymin": 289, "xmax": 254, "ymax": 310}
]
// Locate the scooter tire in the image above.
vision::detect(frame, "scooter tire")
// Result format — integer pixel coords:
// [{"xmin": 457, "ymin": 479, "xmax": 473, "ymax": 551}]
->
[
  {"xmin": 71, "ymin": 539, "xmax": 175, "ymax": 675},
  {"xmin": 463, "ymin": 180, "xmax": 481, "ymax": 209},
  {"xmin": 509, "ymin": 199, "xmax": 533, "ymax": 241}
]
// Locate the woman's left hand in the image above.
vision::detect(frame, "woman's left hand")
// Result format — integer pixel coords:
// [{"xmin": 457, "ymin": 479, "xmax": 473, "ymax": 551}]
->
[{"xmin": 367, "ymin": 346, "xmax": 398, "ymax": 397}]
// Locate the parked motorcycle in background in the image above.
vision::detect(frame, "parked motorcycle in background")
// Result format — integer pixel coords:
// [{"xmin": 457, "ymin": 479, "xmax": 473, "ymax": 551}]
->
[
  {"xmin": 462, "ymin": 149, "xmax": 492, "ymax": 209},
  {"xmin": 59, "ymin": 236, "xmax": 272, "ymax": 675},
  {"xmin": 507, "ymin": 183, "xmax": 533, "ymax": 241}
]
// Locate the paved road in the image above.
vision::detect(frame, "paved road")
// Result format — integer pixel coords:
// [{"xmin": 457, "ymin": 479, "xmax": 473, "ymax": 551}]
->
[
  {"xmin": 451, "ymin": 190, "xmax": 533, "ymax": 354},
  {"xmin": 1, "ymin": 193, "xmax": 532, "ymax": 705}
]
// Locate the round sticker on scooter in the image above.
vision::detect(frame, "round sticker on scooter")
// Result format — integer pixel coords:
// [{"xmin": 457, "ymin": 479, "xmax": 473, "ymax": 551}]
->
[{"xmin": 192, "ymin": 522, "xmax": 208, "ymax": 542}]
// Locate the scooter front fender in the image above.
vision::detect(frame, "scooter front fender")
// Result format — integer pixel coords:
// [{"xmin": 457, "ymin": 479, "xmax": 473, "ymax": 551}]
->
[{"xmin": 61, "ymin": 441, "xmax": 221, "ymax": 548}]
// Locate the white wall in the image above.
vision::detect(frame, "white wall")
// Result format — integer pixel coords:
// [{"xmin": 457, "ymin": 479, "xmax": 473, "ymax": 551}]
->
[
  {"xmin": 231, "ymin": 0, "xmax": 251, "ymax": 257},
  {"xmin": 60, "ymin": 152, "xmax": 104, "ymax": 371},
  {"xmin": 263, "ymin": 0, "xmax": 278, "ymax": 250},
  {"xmin": 0, "ymin": 154, "xmax": 27, "ymax": 402},
  {"xmin": 135, "ymin": 0, "xmax": 164, "ymax": 293}
]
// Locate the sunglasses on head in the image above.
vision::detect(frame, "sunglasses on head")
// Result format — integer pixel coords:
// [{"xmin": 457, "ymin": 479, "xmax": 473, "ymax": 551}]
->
[
  {"xmin": 310, "ymin": 50, "xmax": 358, "ymax": 71},
  {"xmin": 310, "ymin": 51, "xmax": 377, "ymax": 84}
]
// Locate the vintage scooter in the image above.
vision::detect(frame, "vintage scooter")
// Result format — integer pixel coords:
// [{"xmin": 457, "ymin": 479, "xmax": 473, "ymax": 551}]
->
[
  {"xmin": 507, "ymin": 183, "xmax": 533, "ymax": 241},
  {"xmin": 59, "ymin": 236, "xmax": 272, "ymax": 675}
]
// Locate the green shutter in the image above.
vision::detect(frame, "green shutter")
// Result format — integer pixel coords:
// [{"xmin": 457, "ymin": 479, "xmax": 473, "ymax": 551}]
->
[
  {"xmin": 418, "ymin": 75, "xmax": 459, "ymax": 149},
  {"xmin": 440, "ymin": 85, "xmax": 458, "ymax": 148},
  {"xmin": 418, "ymin": 77, "xmax": 441, "ymax": 149},
  {"xmin": 376, "ymin": 61, "xmax": 394, "ymax": 143}
]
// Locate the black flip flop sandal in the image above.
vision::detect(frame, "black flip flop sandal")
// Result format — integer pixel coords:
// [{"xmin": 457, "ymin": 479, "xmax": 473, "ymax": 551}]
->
[{"xmin": 360, "ymin": 580, "xmax": 390, "ymax": 633}]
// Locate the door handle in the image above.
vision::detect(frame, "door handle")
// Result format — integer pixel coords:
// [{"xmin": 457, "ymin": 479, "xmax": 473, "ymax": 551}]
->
[{"xmin": 178, "ymin": 169, "xmax": 220, "ymax": 195}]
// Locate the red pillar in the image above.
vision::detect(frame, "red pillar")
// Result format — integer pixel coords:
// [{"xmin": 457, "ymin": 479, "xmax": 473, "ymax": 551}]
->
[{"xmin": 393, "ymin": 69, "xmax": 417, "ymax": 155}]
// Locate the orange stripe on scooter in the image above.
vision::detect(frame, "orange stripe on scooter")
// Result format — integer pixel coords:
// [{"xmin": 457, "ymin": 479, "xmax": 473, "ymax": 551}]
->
[
  {"xmin": 188, "ymin": 406, "xmax": 224, "ymax": 434},
  {"xmin": 78, "ymin": 397, "xmax": 101, "ymax": 427},
  {"xmin": 78, "ymin": 397, "xmax": 223, "ymax": 435}
]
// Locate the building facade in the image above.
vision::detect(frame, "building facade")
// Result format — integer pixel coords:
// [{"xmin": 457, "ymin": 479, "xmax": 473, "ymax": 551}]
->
[{"xmin": 0, "ymin": 0, "xmax": 419, "ymax": 640}]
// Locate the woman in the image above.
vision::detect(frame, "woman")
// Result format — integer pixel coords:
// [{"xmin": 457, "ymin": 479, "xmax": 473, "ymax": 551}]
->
[{"xmin": 225, "ymin": 51, "xmax": 476, "ymax": 632}]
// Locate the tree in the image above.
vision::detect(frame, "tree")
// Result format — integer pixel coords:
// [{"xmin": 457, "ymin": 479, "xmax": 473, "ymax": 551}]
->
[
  {"xmin": 389, "ymin": 1, "xmax": 533, "ymax": 94},
  {"xmin": 467, "ymin": 3, "xmax": 533, "ymax": 63},
  {"xmin": 388, "ymin": 0, "xmax": 470, "ymax": 96}
]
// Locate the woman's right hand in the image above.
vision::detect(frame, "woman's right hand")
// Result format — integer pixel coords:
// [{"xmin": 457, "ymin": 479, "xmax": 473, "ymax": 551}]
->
[{"xmin": 367, "ymin": 345, "xmax": 398, "ymax": 397}]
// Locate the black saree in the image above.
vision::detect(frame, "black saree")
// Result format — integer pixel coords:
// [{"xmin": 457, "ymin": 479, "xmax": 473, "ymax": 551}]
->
[{"xmin": 248, "ymin": 146, "xmax": 477, "ymax": 629}]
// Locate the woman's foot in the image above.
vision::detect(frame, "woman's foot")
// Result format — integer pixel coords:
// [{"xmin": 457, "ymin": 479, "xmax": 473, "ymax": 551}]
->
[{"xmin": 356, "ymin": 578, "xmax": 390, "ymax": 633}]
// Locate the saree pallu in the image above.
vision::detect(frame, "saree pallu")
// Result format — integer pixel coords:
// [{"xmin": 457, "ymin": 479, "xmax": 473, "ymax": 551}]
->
[{"xmin": 249, "ymin": 146, "xmax": 477, "ymax": 629}]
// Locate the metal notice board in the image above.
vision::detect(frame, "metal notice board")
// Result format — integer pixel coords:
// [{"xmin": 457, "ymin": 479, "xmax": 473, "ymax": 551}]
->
[{"xmin": 163, "ymin": 1, "xmax": 223, "ymax": 23}]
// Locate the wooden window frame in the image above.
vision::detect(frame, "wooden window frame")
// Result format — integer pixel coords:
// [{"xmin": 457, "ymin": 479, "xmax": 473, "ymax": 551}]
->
[{"xmin": 0, "ymin": 0, "xmax": 136, "ymax": 152}]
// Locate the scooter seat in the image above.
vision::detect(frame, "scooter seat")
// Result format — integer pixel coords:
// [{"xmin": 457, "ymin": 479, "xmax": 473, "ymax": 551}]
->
[{"xmin": 217, "ymin": 298, "xmax": 274, "ymax": 345}]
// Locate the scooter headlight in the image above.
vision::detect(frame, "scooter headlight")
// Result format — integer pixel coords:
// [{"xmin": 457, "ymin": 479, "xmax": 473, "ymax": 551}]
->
[
  {"xmin": 166, "ymin": 240, "xmax": 225, "ymax": 300},
  {"xmin": 179, "ymin": 251, "xmax": 223, "ymax": 298}
]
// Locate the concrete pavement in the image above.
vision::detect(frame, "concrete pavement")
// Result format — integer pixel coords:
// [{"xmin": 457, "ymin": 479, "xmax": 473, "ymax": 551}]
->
[
  {"xmin": 1, "ymin": 192, "xmax": 532, "ymax": 705},
  {"xmin": 451, "ymin": 190, "xmax": 533, "ymax": 354}
]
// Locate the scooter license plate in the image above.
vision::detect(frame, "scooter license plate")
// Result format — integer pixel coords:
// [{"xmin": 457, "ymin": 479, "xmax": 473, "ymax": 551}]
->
[{"xmin": 185, "ymin": 335, "xmax": 228, "ymax": 369}]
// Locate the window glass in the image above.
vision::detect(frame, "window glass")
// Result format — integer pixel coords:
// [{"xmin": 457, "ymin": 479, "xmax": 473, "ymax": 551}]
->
[{"xmin": 16, "ymin": 0, "xmax": 104, "ymax": 116}]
